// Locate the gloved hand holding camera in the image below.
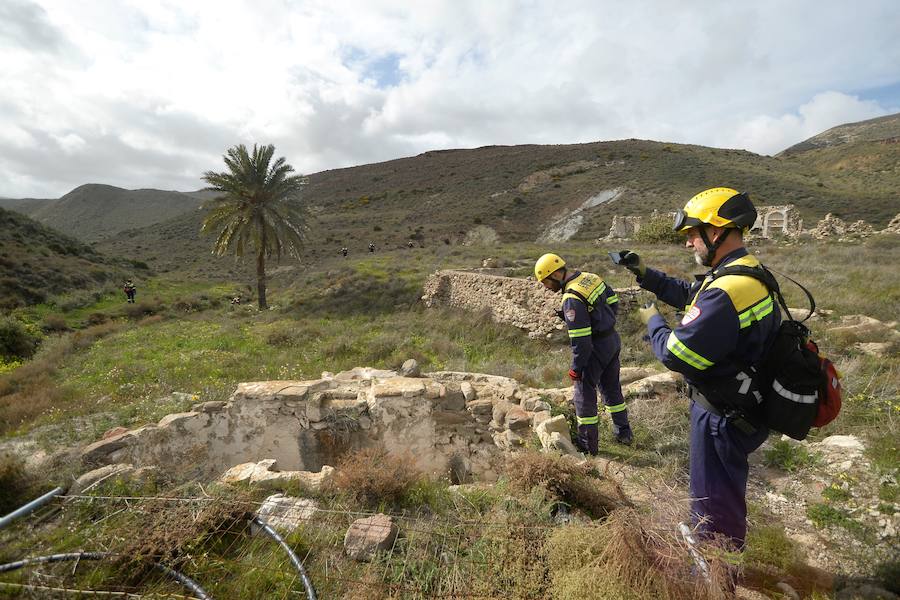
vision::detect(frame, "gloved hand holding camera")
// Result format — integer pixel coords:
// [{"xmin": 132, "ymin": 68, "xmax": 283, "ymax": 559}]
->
[{"xmin": 608, "ymin": 250, "xmax": 645, "ymax": 277}]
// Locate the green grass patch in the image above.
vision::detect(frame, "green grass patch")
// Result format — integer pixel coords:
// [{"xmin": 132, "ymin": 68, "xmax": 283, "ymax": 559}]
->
[
  {"xmin": 806, "ymin": 503, "xmax": 869, "ymax": 540},
  {"xmin": 763, "ymin": 440, "xmax": 819, "ymax": 472}
]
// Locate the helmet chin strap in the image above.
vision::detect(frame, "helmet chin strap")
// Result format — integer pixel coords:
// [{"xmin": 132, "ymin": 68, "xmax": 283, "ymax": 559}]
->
[{"xmin": 698, "ymin": 226, "xmax": 731, "ymax": 267}]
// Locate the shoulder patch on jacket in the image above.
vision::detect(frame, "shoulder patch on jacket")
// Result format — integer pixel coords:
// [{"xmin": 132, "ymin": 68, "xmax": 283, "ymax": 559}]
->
[{"xmin": 681, "ymin": 305, "xmax": 701, "ymax": 325}]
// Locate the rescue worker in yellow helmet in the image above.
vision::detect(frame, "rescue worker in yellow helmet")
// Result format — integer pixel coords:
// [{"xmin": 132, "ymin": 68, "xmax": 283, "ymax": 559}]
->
[
  {"xmin": 535, "ymin": 253, "xmax": 633, "ymax": 453},
  {"xmin": 614, "ymin": 188, "xmax": 779, "ymax": 557}
]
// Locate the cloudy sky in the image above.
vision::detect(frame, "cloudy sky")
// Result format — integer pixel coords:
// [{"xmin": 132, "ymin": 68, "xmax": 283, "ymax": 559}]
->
[{"xmin": 2, "ymin": 0, "xmax": 899, "ymax": 198}]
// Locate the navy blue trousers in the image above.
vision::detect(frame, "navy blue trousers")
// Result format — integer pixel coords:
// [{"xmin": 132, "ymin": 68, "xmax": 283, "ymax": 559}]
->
[
  {"xmin": 689, "ymin": 401, "xmax": 768, "ymax": 548},
  {"xmin": 572, "ymin": 340, "xmax": 631, "ymax": 455}
]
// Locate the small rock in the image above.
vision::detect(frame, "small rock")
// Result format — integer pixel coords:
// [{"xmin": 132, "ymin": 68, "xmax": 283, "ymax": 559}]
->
[
  {"xmin": 460, "ymin": 382, "xmax": 476, "ymax": 401},
  {"xmin": 504, "ymin": 406, "xmax": 531, "ymax": 430},
  {"xmin": 776, "ymin": 581, "xmax": 800, "ymax": 600},
  {"xmin": 399, "ymin": 359, "xmax": 421, "ymax": 377},
  {"xmin": 102, "ymin": 426, "xmax": 129, "ymax": 440},
  {"xmin": 344, "ymin": 514, "xmax": 399, "ymax": 561},
  {"xmin": 70, "ymin": 463, "xmax": 135, "ymax": 495}
]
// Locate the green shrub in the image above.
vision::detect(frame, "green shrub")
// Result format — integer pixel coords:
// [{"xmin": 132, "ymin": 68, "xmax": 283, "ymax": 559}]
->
[
  {"xmin": 763, "ymin": 439, "xmax": 818, "ymax": 472},
  {"xmin": 744, "ymin": 523, "xmax": 802, "ymax": 570},
  {"xmin": 122, "ymin": 300, "xmax": 160, "ymax": 319},
  {"xmin": 634, "ymin": 216, "xmax": 682, "ymax": 244},
  {"xmin": 41, "ymin": 314, "xmax": 70, "ymax": 333},
  {"xmin": 0, "ymin": 315, "xmax": 41, "ymax": 360}
]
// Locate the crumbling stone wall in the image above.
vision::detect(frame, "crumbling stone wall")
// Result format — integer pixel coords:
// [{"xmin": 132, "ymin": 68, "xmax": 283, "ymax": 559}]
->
[
  {"xmin": 421, "ymin": 270, "xmax": 640, "ymax": 338},
  {"xmin": 80, "ymin": 369, "xmax": 566, "ymax": 483},
  {"xmin": 750, "ymin": 205, "xmax": 803, "ymax": 238}
]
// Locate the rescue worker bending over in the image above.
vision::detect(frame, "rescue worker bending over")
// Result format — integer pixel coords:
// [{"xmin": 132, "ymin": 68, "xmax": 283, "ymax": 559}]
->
[
  {"xmin": 616, "ymin": 188, "xmax": 779, "ymax": 552},
  {"xmin": 535, "ymin": 253, "xmax": 633, "ymax": 454}
]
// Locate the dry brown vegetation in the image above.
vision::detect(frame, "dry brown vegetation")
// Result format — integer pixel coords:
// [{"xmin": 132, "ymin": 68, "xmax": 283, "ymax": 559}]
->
[
  {"xmin": 329, "ymin": 446, "xmax": 425, "ymax": 508},
  {"xmin": 504, "ymin": 450, "xmax": 627, "ymax": 518}
]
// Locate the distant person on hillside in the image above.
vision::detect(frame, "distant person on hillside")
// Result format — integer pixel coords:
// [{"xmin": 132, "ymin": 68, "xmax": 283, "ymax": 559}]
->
[
  {"xmin": 341, "ymin": 247, "xmax": 348, "ymax": 257},
  {"xmin": 123, "ymin": 280, "xmax": 136, "ymax": 303},
  {"xmin": 368, "ymin": 242, "xmax": 376, "ymax": 253},
  {"xmin": 533, "ymin": 253, "xmax": 633, "ymax": 454},
  {"xmin": 614, "ymin": 188, "xmax": 778, "ymax": 573}
]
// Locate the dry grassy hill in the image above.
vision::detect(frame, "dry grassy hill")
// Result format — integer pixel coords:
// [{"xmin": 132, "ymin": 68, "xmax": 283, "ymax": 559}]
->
[
  {"xmin": 0, "ymin": 207, "xmax": 126, "ymax": 309},
  {"xmin": 25, "ymin": 184, "xmax": 203, "ymax": 242},
  {"xmin": 7, "ymin": 113, "xmax": 900, "ymax": 277}
]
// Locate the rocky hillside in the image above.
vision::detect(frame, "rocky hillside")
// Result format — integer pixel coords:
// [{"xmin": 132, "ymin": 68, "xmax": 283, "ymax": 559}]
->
[
  {"xmin": 779, "ymin": 113, "xmax": 900, "ymax": 155},
  {"xmin": 0, "ymin": 207, "xmax": 125, "ymax": 309},
  {"xmin": 24, "ymin": 184, "xmax": 203, "ymax": 242},
  {"xmin": 778, "ymin": 113, "xmax": 900, "ymax": 205},
  {"xmin": 9, "ymin": 113, "xmax": 900, "ymax": 274}
]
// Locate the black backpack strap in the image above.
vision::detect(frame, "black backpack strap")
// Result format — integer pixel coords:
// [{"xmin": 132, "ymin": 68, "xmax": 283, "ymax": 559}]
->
[{"xmin": 711, "ymin": 264, "xmax": 815, "ymax": 323}]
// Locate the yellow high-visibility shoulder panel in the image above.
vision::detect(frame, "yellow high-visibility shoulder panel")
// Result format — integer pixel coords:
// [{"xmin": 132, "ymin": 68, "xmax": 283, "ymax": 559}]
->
[
  {"xmin": 706, "ymin": 255, "xmax": 770, "ymax": 312},
  {"xmin": 561, "ymin": 272, "xmax": 609, "ymax": 309}
]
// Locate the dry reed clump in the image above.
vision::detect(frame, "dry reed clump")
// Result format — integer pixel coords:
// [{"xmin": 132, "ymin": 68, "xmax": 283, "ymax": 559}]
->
[
  {"xmin": 115, "ymin": 491, "xmax": 254, "ymax": 569},
  {"xmin": 546, "ymin": 508, "xmax": 735, "ymax": 600},
  {"xmin": 0, "ymin": 452, "xmax": 36, "ymax": 515},
  {"xmin": 504, "ymin": 451, "xmax": 626, "ymax": 518},
  {"xmin": 329, "ymin": 446, "xmax": 423, "ymax": 508}
]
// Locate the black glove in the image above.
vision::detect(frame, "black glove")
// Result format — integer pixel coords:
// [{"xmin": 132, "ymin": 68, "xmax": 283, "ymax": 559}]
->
[{"xmin": 610, "ymin": 250, "xmax": 645, "ymax": 277}]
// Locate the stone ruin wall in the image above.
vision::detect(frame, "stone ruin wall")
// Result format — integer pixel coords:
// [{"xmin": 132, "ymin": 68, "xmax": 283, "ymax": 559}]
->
[
  {"xmin": 749, "ymin": 205, "xmax": 803, "ymax": 238},
  {"xmin": 421, "ymin": 270, "xmax": 641, "ymax": 338},
  {"xmin": 79, "ymin": 369, "xmax": 581, "ymax": 484}
]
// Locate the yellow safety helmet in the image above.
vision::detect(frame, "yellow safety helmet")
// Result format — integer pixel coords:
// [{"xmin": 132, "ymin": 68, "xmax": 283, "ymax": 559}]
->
[
  {"xmin": 534, "ymin": 253, "xmax": 565, "ymax": 281},
  {"xmin": 673, "ymin": 187, "xmax": 757, "ymax": 232}
]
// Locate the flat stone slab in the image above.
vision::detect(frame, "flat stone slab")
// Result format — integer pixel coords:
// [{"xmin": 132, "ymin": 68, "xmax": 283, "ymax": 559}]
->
[{"xmin": 344, "ymin": 514, "xmax": 399, "ymax": 561}]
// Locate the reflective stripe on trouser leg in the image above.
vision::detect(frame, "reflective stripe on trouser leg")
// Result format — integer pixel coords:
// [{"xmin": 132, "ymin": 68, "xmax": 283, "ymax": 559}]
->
[
  {"xmin": 598, "ymin": 353, "xmax": 631, "ymax": 436},
  {"xmin": 688, "ymin": 401, "xmax": 768, "ymax": 549},
  {"xmin": 572, "ymin": 379, "xmax": 599, "ymax": 455}
]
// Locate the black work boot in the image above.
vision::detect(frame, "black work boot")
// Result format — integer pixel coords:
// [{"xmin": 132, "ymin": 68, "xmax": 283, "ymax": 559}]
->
[{"xmin": 614, "ymin": 430, "xmax": 633, "ymax": 446}]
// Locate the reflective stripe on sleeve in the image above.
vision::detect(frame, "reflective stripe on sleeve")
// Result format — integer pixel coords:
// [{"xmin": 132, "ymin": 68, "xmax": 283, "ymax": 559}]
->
[
  {"xmin": 587, "ymin": 282, "xmax": 607, "ymax": 304},
  {"xmin": 606, "ymin": 294, "xmax": 619, "ymax": 304},
  {"xmin": 568, "ymin": 327, "xmax": 592, "ymax": 338},
  {"xmin": 665, "ymin": 332, "xmax": 714, "ymax": 370},
  {"xmin": 606, "ymin": 402, "xmax": 627, "ymax": 414},
  {"xmin": 737, "ymin": 295, "xmax": 774, "ymax": 329},
  {"xmin": 576, "ymin": 415, "xmax": 599, "ymax": 425}
]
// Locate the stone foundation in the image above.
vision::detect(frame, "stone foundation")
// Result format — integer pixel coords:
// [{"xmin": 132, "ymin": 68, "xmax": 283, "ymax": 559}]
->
[{"xmin": 80, "ymin": 369, "xmax": 576, "ymax": 483}]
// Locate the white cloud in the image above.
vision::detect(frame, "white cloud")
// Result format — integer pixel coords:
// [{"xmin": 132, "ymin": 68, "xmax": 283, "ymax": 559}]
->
[
  {"xmin": 1, "ymin": 0, "xmax": 899, "ymax": 197},
  {"xmin": 731, "ymin": 92, "xmax": 896, "ymax": 155}
]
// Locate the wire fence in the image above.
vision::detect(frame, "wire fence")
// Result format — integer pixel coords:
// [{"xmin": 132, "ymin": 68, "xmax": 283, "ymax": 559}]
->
[{"xmin": 0, "ymin": 490, "xmax": 560, "ymax": 599}]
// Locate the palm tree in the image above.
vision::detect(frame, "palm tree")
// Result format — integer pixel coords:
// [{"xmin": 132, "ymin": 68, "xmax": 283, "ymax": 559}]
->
[{"xmin": 201, "ymin": 144, "xmax": 307, "ymax": 309}]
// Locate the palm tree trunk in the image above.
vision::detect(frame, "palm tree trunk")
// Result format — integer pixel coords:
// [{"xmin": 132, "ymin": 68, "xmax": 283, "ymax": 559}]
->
[
  {"xmin": 256, "ymin": 249, "xmax": 267, "ymax": 310},
  {"xmin": 256, "ymin": 222, "xmax": 268, "ymax": 309}
]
